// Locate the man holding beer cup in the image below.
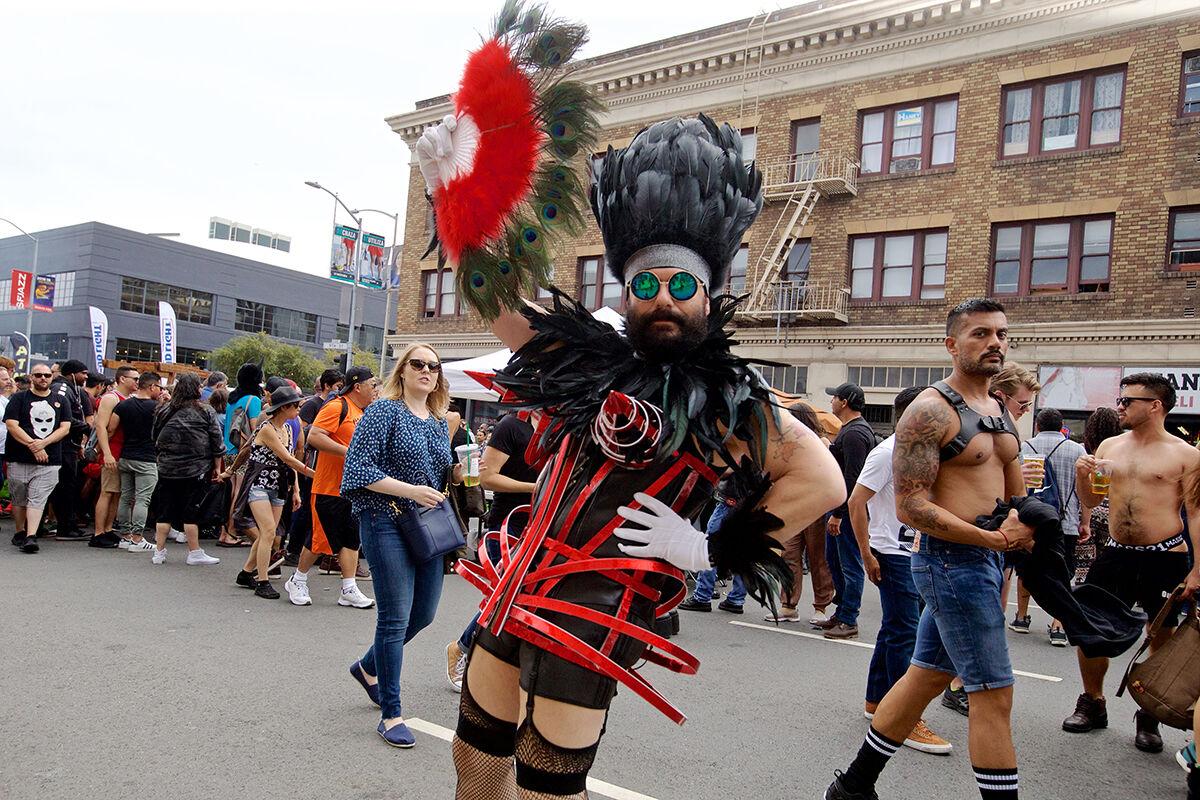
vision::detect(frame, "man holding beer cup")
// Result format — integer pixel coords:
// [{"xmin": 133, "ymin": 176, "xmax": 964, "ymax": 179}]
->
[{"xmin": 1063, "ymin": 373, "xmax": 1200, "ymax": 754}]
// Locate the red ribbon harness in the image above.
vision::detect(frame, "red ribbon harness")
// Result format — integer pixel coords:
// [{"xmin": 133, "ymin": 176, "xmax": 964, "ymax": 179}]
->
[{"xmin": 455, "ymin": 394, "xmax": 718, "ymax": 725}]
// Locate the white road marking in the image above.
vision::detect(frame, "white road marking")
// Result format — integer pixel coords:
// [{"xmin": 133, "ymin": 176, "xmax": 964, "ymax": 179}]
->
[
  {"xmin": 405, "ymin": 717, "xmax": 660, "ymax": 800},
  {"xmin": 728, "ymin": 621, "xmax": 1063, "ymax": 683}
]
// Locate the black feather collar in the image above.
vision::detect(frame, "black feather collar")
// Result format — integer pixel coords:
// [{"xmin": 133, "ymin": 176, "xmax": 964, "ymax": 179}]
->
[{"xmin": 493, "ymin": 289, "xmax": 780, "ymax": 466}]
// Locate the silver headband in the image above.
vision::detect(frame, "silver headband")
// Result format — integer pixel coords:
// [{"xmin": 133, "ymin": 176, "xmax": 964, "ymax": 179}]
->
[{"xmin": 623, "ymin": 244, "xmax": 711, "ymax": 287}]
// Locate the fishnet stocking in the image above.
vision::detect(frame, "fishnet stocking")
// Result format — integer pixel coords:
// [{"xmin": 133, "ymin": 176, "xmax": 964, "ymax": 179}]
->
[
  {"xmin": 513, "ymin": 719, "xmax": 597, "ymax": 799},
  {"xmin": 517, "ymin": 786, "xmax": 587, "ymax": 800},
  {"xmin": 452, "ymin": 735, "xmax": 518, "ymax": 800}
]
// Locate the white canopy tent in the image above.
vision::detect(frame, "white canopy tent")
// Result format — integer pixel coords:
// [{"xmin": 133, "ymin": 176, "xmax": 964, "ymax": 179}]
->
[{"xmin": 443, "ymin": 306, "xmax": 625, "ymax": 401}]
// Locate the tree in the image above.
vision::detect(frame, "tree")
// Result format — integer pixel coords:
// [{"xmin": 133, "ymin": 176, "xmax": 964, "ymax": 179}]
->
[
  {"xmin": 323, "ymin": 345, "xmax": 378, "ymax": 373},
  {"xmin": 209, "ymin": 333, "xmax": 325, "ymax": 389}
]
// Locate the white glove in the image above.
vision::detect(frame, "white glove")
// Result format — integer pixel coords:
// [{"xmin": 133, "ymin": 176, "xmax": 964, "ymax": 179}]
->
[
  {"xmin": 615, "ymin": 492, "xmax": 710, "ymax": 572},
  {"xmin": 415, "ymin": 112, "xmax": 481, "ymax": 192}
]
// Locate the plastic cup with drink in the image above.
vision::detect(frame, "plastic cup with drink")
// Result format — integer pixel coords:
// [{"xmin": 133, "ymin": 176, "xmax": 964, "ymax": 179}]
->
[
  {"xmin": 1021, "ymin": 453, "xmax": 1045, "ymax": 490},
  {"xmin": 1091, "ymin": 460, "xmax": 1113, "ymax": 496}
]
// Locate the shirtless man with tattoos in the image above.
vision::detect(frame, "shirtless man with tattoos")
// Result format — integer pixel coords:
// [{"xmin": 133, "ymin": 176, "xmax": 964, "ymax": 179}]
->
[
  {"xmin": 826, "ymin": 298, "xmax": 1035, "ymax": 800},
  {"xmin": 1063, "ymin": 372, "xmax": 1200, "ymax": 753}
]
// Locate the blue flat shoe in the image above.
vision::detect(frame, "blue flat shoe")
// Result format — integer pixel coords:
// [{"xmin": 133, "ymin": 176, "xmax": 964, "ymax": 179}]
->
[
  {"xmin": 349, "ymin": 660, "xmax": 380, "ymax": 707},
  {"xmin": 377, "ymin": 720, "xmax": 416, "ymax": 748}
]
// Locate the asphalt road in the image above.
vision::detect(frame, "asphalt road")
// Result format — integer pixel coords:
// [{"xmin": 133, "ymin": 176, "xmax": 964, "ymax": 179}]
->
[{"xmin": 0, "ymin": 526, "xmax": 1189, "ymax": 800}]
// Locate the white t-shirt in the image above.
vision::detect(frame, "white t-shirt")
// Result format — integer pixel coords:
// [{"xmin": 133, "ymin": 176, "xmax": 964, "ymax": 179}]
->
[
  {"xmin": 855, "ymin": 435, "xmax": 913, "ymax": 557},
  {"xmin": 0, "ymin": 394, "xmax": 8, "ymax": 455}
]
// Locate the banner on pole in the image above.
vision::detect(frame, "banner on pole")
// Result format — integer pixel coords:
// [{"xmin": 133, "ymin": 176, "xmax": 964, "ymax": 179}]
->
[
  {"xmin": 88, "ymin": 306, "xmax": 108, "ymax": 372},
  {"xmin": 158, "ymin": 301, "xmax": 177, "ymax": 364},
  {"xmin": 32, "ymin": 275, "xmax": 55, "ymax": 312},
  {"xmin": 357, "ymin": 232, "xmax": 386, "ymax": 289},
  {"xmin": 9, "ymin": 331, "xmax": 30, "ymax": 376},
  {"xmin": 384, "ymin": 245, "xmax": 402, "ymax": 289},
  {"xmin": 330, "ymin": 225, "xmax": 359, "ymax": 284},
  {"xmin": 9, "ymin": 270, "xmax": 32, "ymax": 309}
]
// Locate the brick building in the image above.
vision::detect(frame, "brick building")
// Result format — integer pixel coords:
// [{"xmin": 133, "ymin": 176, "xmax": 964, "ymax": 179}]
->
[{"xmin": 385, "ymin": 0, "xmax": 1200, "ymax": 436}]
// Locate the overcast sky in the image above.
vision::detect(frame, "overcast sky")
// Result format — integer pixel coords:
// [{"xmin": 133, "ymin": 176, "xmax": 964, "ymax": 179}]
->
[{"xmin": 2, "ymin": 1, "xmax": 755, "ymax": 277}]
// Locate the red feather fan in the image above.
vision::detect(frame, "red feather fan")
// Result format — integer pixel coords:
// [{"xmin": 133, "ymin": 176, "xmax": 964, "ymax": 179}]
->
[{"xmin": 436, "ymin": 40, "xmax": 542, "ymax": 263}]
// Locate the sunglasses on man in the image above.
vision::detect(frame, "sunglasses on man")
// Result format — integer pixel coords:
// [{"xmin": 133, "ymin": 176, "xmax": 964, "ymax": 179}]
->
[
  {"xmin": 626, "ymin": 270, "xmax": 705, "ymax": 303},
  {"xmin": 1116, "ymin": 396, "xmax": 1157, "ymax": 408}
]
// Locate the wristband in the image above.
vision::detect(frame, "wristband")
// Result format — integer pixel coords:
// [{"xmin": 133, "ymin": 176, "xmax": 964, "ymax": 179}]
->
[{"xmin": 998, "ymin": 530, "xmax": 1012, "ymax": 551}]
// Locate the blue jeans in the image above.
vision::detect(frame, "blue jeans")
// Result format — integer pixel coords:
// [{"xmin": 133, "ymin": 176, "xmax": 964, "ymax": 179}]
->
[
  {"xmin": 910, "ymin": 536, "xmax": 1013, "ymax": 693},
  {"xmin": 358, "ymin": 507, "xmax": 445, "ymax": 720},
  {"xmin": 457, "ymin": 536, "xmax": 504, "ymax": 652},
  {"xmin": 865, "ymin": 551, "xmax": 921, "ymax": 704},
  {"xmin": 825, "ymin": 514, "xmax": 865, "ymax": 626},
  {"xmin": 692, "ymin": 502, "xmax": 746, "ymax": 605}
]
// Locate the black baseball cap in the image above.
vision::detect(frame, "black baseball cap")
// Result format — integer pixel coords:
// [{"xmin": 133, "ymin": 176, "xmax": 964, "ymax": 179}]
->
[
  {"xmin": 825, "ymin": 382, "xmax": 866, "ymax": 412},
  {"xmin": 339, "ymin": 366, "xmax": 375, "ymax": 395}
]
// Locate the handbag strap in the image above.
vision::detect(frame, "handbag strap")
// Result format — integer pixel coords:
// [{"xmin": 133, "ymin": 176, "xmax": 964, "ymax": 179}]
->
[{"xmin": 1117, "ymin": 582, "xmax": 1188, "ymax": 697}]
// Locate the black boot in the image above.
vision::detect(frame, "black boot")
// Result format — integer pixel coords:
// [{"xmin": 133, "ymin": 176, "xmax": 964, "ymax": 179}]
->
[
  {"xmin": 1133, "ymin": 710, "xmax": 1163, "ymax": 753},
  {"xmin": 1063, "ymin": 693, "xmax": 1108, "ymax": 732}
]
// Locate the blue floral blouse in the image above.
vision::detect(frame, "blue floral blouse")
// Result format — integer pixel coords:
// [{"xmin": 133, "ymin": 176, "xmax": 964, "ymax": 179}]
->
[{"xmin": 341, "ymin": 399, "xmax": 452, "ymax": 518}]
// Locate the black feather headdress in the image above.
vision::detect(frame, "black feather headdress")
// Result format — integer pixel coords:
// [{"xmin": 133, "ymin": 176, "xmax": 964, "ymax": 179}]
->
[{"xmin": 590, "ymin": 114, "xmax": 763, "ymax": 293}]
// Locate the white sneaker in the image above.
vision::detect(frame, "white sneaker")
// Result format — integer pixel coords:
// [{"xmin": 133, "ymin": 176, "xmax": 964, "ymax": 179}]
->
[
  {"xmin": 808, "ymin": 610, "xmax": 830, "ymax": 626},
  {"xmin": 338, "ymin": 584, "xmax": 375, "ymax": 608},
  {"xmin": 151, "ymin": 547, "xmax": 167, "ymax": 565},
  {"xmin": 186, "ymin": 549, "xmax": 220, "ymax": 566},
  {"xmin": 285, "ymin": 576, "xmax": 312, "ymax": 606},
  {"xmin": 118, "ymin": 537, "xmax": 132, "ymax": 550},
  {"xmin": 171, "ymin": 529, "xmax": 188, "ymax": 543},
  {"xmin": 128, "ymin": 539, "xmax": 155, "ymax": 552},
  {"xmin": 447, "ymin": 643, "xmax": 467, "ymax": 693}
]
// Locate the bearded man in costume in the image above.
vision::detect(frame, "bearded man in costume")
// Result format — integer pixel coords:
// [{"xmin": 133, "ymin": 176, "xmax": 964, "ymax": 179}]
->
[{"xmin": 414, "ymin": 6, "xmax": 845, "ymax": 797}]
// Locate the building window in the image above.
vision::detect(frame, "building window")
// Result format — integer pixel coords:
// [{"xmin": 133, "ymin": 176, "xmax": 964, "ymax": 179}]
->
[
  {"xmin": 209, "ymin": 218, "xmax": 231, "ymax": 240},
  {"xmin": 252, "ymin": 231, "xmax": 273, "ymax": 247},
  {"xmin": 120, "ymin": 277, "xmax": 214, "ymax": 324},
  {"xmin": 113, "ymin": 338, "xmax": 208, "ymax": 367},
  {"xmin": 234, "ymin": 299, "xmax": 318, "ymax": 343},
  {"xmin": 740, "ymin": 128, "xmax": 757, "ymax": 162},
  {"xmin": 758, "ymin": 364, "xmax": 808, "ymax": 395},
  {"xmin": 420, "ymin": 268, "xmax": 458, "ymax": 318},
  {"xmin": 783, "ymin": 239, "xmax": 811, "ymax": 282},
  {"xmin": 990, "ymin": 216, "xmax": 1112, "ymax": 295},
  {"xmin": 790, "ymin": 119, "xmax": 820, "ymax": 180},
  {"xmin": 1002, "ymin": 69, "xmax": 1124, "ymax": 158},
  {"xmin": 232, "ymin": 224, "xmax": 251, "ymax": 244},
  {"xmin": 849, "ymin": 230, "xmax": 948, "ymax": 302},
  {"xmin": 31, "ymin": 333, "xmax": 68, "ymax": 361},
  {"xmin": 1168, "ymin": 206, "xmax": 1200, "ymax": 269},
  {"xmin": 578, "ymin": 256, "xmax": 621, "ymax": 311},
  {"xmin": 357, "ymin": 325, "xmax": 384, "ymax": 355},
  {"xmin": 859, "ymin": 97, "xmax": 957, "ymax": 175},
  {"xmin": 272, "ymin": 236, "xmax": 291, "ymax": 253},
  {"xmin": 727, "ymin": 245, "xmax": 750, "ymax": 295},
  {"xmin": 1182, "ymin": 52, "xmax": 1200, "ymax": 117},
  {"xmin": 848, "ymin": 365, "xmax": 953, "ymax": 389}
]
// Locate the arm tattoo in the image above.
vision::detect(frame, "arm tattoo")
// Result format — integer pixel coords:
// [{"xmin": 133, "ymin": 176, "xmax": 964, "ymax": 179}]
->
[{"xmin": 893, "ymin": 397, "xmax": 952, "ymax": 535}]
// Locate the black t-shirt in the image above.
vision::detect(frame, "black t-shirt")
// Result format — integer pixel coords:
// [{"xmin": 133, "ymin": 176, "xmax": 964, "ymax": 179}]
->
[
  {"xmin": 829, "ymin": 416, "xmax": 877, "ymax": 517},
  {"xmin": 114, "ymin": 397, "xmax": 159, "ymax": 462},
  {"xmin": 3, "ymin": 389, "xmax": 74, "ymax": 466},
  {"xmin": 485, "ymin": 414, "xmax": 537, "ymax": 532},
  {"xmin": 299, "ymin": 394, "xmax": 327, "ymax": 426}
]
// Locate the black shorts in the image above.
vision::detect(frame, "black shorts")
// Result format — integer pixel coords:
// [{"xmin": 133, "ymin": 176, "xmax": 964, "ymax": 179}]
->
[
  {"xmin": 473, "ymin": 598, "xmax": 653, "ymax": 711},
  {"xmin": 1084, "ymin": 544, "xmax": 1191, "ymax": 628},
  {"xmin": 147, "ymin": 476, "xmax": 209, "ymax": 529},
  {"xmin": 312, "ymin": 494, "xmax": 360, "ymax": 553}
]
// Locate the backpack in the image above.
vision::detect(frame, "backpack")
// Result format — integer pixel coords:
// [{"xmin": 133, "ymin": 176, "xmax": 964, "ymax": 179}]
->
[
  {"xmin": 1025, "ymin": 438, "xmax": 1071, "ymax": 516},
  {"xmin": 229, "ymin": 399, "xmax": 255, "ymax": 453},
  {"xmin": 307, "ymin": 398, "xmax": 351, "ymax": 471}
]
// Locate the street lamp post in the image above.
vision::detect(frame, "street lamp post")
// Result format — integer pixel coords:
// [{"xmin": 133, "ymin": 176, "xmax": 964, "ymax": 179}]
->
[
  {"xmin": 352, "ymin": 207, "xmax": 399, "ymax": 376},
  {"xmin": 0, "ymin": 217, "xmax": 40, "ymax": 346},
  {"xmin": 304, "ymin": 181, "xmax": 363, "ymax": 370}
]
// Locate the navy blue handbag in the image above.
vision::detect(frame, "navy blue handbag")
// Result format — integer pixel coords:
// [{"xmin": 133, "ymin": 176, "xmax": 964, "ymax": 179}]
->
[{"xmin": 397, "ymin": 498, "xmax": 466, "ymax": 563}]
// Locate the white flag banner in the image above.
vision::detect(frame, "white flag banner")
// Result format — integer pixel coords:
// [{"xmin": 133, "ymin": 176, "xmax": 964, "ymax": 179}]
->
[
  {"xmin": 158, "ymin": 301, "xmax": 177, "ymax": 364},
  {"xmin": 88, "ymin": 306, "xmax": 108, "ymax": 372}
]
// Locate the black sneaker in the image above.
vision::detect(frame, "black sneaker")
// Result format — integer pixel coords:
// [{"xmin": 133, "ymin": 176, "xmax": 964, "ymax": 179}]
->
[
  {"xmin": 1134, "ymin": 710, "xmax": 1164, "ymax": 753},
  {"xmin": 717, "ymin": 599, "xmax": 744, "ymax": 614},
  {"xmin": 941, "ymin": 685, "xmax": 969, "ymax": 717},
  {"xmin": 235, "ymin": 570, "xmax": 258, "ymax": 589},
  {"xmin": 678, "ymin": 597, "xmax": 712, "ymax": 612},
  {"xmin": 255, "ymin": 580, "xmax": 280, "ymax": 600},
  {"xmin": 56, "ymin": 529, "xmax": 90, "ymax": 542},
  {"xmin": 11, "ymin": 530, "xmax": 26, "ymax": 547},
  {"xmin": 282, "ymin": 552, "xmax": 300, "ymax": 568},
  {"xmin": 1063, "ymin": 693, "xmax": 1108, "ymax": 732},
  {"xmin": 1008, "ymin": 614, "xmax": 1031, "ymax": 633},
  {"xmin": 825, "ymin": 770, "xmax": 878, "ymax": 800},
  {"xmin": 1048, "ymin": 626, "xmax": 1068, "ymax": 647},
  {"xmin": 88, "ymin": 531, "xmax": 122, "ymax": 549},
  {"xmin": 20, "ymin": 536, "xmax": 39, "ymax": 554}
]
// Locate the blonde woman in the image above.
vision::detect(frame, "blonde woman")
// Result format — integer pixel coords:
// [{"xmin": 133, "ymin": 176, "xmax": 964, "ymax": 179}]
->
[{"xmin": 342, "ymin": 343, "xmax": 461, "ymax": 748}]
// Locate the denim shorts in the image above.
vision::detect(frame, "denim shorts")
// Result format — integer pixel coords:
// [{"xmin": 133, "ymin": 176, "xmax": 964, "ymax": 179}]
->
[
  {"xmin": 247, "ymin": 486, "xmax": 285, "ymax": 507},
  {"xmin": 909, "ymin": 535, "xmax": 1013, "ymax": 693}
]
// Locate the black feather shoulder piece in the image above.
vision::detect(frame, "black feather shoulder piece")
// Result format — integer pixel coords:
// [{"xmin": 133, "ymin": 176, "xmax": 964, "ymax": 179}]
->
[
  {"xmin": 590, "ymin": 114, "xmax": 763, "ymax": 293},
  {"xmin": 492, "ymin": 288, "xmax": 781, "ymax": 468}
]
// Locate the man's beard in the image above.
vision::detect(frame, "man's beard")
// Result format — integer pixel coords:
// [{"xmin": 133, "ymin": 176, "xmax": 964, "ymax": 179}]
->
[
  {"xmin": 626, "ymin": 306, "xmax": 709, "ymax": 363},
  {"xmin": 958, "ymin": 350, "xmax": 1005, "ymax": 377}
]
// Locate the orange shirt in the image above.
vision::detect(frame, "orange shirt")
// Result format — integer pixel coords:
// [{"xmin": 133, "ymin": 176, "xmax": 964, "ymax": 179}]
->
[{"xmin": 311, "ymin": 396, "xmax": 364, "ymax": 496}]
